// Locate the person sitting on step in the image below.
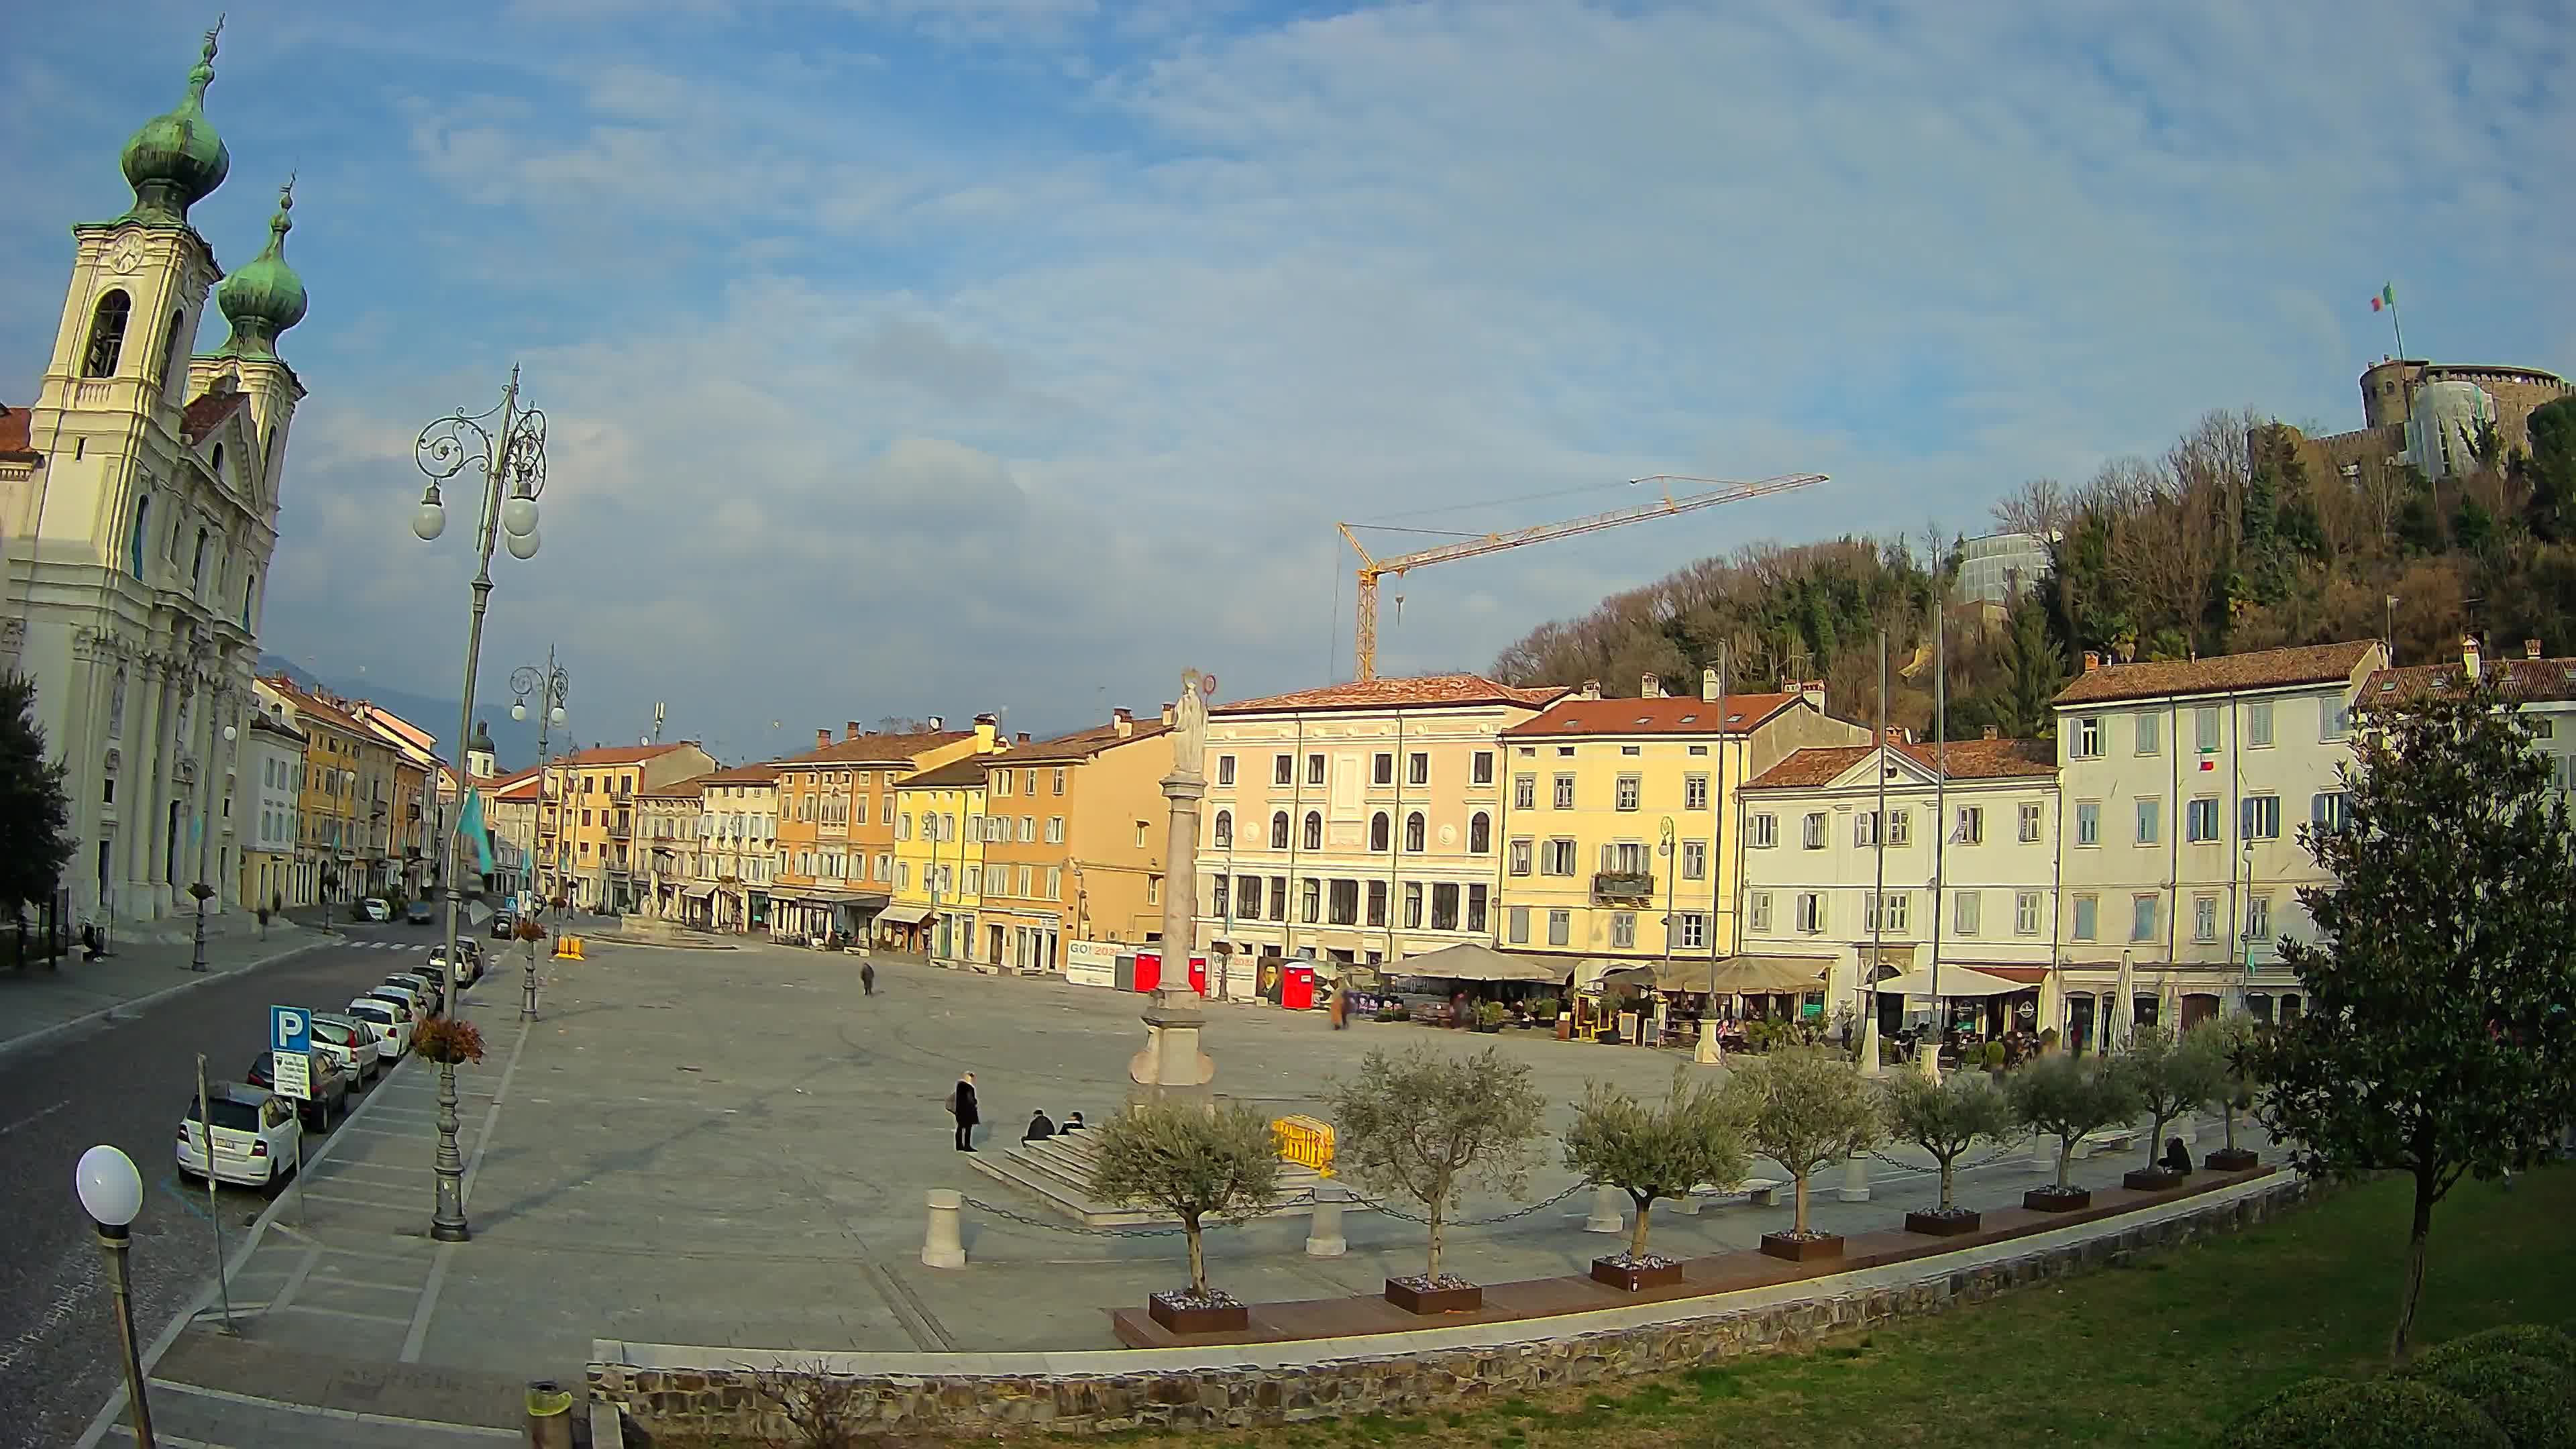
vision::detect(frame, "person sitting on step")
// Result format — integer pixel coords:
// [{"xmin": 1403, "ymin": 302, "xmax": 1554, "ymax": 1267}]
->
[{"xmin": 2160, "ymin": 1136, "xmax": 2193, "ymax": 1174}]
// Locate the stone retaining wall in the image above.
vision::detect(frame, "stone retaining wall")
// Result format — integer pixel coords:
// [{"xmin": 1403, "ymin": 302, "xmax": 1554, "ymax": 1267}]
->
[{"xmin": 594, "ymin": 1176, "xmax": 2312, "ymax": 1442}]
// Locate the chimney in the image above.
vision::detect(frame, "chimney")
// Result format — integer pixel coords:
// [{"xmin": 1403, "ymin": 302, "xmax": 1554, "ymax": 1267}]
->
[
  {"xmin": 1579, "ymin": 679, "xmax": 1601, "ymax": 700},
  {"xmin": 1016, "ymin": 731, "xmax": 1031, "ymax": 745},
  {"xmin": 2525, "ymin": 638, "xmax": 2542, "ymax": 661},
  {"xmin": 1112, "ymin": 707, "xmax": 1134, "ymax": 739},
  {"xmin": 2462, "ymin": 634, "xmax": 2482, "ymax": 682},
  {"xmin": 926, "ymin": 714, "xmax": 944, "ymax": 731},
  {"xmin": 816, "ymin": 728, "xmax": 831, "ymax": 749},
  {"xmin": 1700, "ymin": 667, "xmax": 1719, "ymax": 702},
  {"xmin": 845, "ymin": 721, "xmax": 861, "ymax": 741},
  {"xmin": 973, "ymin": 712, "xmax": 1000, "ymax": 751},
  {"xmin": 1160, "ymin": 702, "xmax": 1177, "ymax": 727},
  {"xmin": 1884, "ymin": 726, "xmax": 1907, "ymax": 745},
  {"xmin": 1800, "ymin": 678, "xmax": 1826, "ymax": 714},
  {"xmin": 2083, "ymin": 651, "xmax": 2101, "ymax": 673},
  {"xmin": 1982, "ymin": 724, "xmax": 2000, "ymax": 741},
  {"xmin": 1641, "ymin": 673, "xmax": 1663, "ymax": 698}
]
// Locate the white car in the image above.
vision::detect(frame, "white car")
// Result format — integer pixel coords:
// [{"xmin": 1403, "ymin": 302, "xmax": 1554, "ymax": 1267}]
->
[
  {"xmin": 176, "ymin": 1083, "xmax": 299, "ymax": 1191},
  {"xmin": 307, "ymin": 1014, "xmax": 382, "ymax": 1083},
  {"xmin": 343, "ymin": 998, "xmax": 413, "ymax": 1059},
  {"xmin": 358, "ymin": 898, "xmax": 392, "ymax": 922},
  {"xmin": 386, "ymin": 970, "xmax": 444, "ymax": 1016},
  {"xmin": 366, "ymin": 982, "xmax": 429, "ymax": 1024},
  {"xmin": 429, "ymin": 943, "xmax": 483, "ymax": 989}
]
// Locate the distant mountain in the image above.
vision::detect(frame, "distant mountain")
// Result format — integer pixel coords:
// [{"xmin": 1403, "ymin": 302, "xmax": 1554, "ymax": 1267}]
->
[{"xmin": 255, "ymin": 653, "xmax": 546, "ymax": 771}]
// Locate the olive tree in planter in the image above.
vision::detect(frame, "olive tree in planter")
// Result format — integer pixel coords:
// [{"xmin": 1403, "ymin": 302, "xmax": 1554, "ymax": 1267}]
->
[
  {"xmin": 1329, "ymin": 1045, "xmax": 1547, "ymax": 1313},
  {"xmin": 1086, "ymin": 1100, "xmax": 1283, "ymax": 1334},
  {"xmin": 1723, "ymin": 1047, "xmax": 1881, "ymax": 1261},
  {"xmin": 412, "ymin": 1016, "xmax": 486, "ymax": 1242},
  {"xmin": 2007, "ymin": 1052, "xmax": 2135, "ymax": 1212},
  {"xmin": 1561, "ymin": 1068, "xmax": 1749, "ymax": 1290},
  {"xmin": 2197, "ymin": 1017, "xmax": 2263, "ymax": 1171},
  {"xmin": 1878, "ymin": 1069, "xmax": 2018, "ymax": 1236},
  {"xmin": 2120, "ymin": 1025, "xmax": 2226, "ymax": 1190}
]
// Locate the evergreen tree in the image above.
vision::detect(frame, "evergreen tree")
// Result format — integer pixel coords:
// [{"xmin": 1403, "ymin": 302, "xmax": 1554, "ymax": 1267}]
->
[
  {"xmin": 2260, "ymin": 678, "xmax": 2576, "ymax": 1363},
  {"xmin": 0, "ymin": 674, "xmax": 74, "ymax": 916}
]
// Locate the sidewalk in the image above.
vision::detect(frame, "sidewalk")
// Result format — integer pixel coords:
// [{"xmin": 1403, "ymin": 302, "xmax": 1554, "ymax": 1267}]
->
[{"xmin": 0, "ymin": 916, "xmax": 334, "ymax": 1060}]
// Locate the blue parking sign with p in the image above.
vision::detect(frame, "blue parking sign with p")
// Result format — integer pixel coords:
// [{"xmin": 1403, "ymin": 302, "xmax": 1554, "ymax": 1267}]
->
[{"xmin": 272, "ymin": 1006, "xmax": 309, "ymax": 1055}]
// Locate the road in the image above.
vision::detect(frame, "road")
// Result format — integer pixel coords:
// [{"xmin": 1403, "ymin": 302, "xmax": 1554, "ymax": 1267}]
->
[{"xmin": 0, "ymin": 920, "xmax": 492, "ymax": 1449}]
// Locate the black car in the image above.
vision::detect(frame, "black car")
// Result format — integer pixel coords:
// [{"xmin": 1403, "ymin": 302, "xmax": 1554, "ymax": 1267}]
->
[
  {"xmin": 405, "ymin": 900, "xmax": 437, "ymax": 926},
  {"xmin": 244, "ymin": 1052, "xmax": 350, "ymax": 1131},
  {"xmin": 489, "ymin": 910, "xmax": 518, "ymax": 941}
]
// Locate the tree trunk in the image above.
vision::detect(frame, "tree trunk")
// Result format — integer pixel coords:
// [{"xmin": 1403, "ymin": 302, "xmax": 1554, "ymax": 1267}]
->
[
  {"xmin": 1938, "ymin": 1157, "xmax": 1957, "ymax": 1210},
  {"xmin": 2055, "ymin": 1137, "xmax": 2077, "ymax": 1191},
  {"xmin": 1792, "ymin": 1171, "xmax": 1811, "ymax": 1234},
  {"xmin": 1185, "ymin": 1216, "xmax": 1207, "ymax": 1297},
  {"xmin": 2392, "ymin": 1169, "xmax": 2436, "ymax": 1364},
  {"xmin": 1629, "ymin": 1193, "xmax": 1654, "ymax": 1258},
  {"xmin": 1426, "ymin": 1199, "xmax": 1446, "ymax": 1281},
  {"xmin": 2147, "ymin": 1110, "xmax": 2169, "ymax": 1167},
  {"xmin": 2222, "ymin": 1102, "xmax": 2238, "ymax": 1152}
]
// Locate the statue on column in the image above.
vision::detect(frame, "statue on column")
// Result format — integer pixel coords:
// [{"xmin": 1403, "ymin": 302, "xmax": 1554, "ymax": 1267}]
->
[{"xmin": 1172, "ymin": 668, "xmax": 1209, "ymax": 781}]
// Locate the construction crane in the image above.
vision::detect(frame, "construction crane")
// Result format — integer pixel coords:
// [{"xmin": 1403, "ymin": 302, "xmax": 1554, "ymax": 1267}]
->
[{"xmin": 1338, "ymin": 472, "xmax": 1825, "ymax": 681}]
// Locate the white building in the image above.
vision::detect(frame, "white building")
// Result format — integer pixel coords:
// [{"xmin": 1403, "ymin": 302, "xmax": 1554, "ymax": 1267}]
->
[
  {"xmin": 1191, "ymin": 674, "xmax": 1565, "ymax": 975},
  {"xmin": 238, "ymin": 706, "xmax": 303, "ymax": 910},
  {"xmin": 0, "ymin": 26, "xmax": 307, "ymax": 924},
  {"xmin": 1737, "ymin": 734, "xmax": 2063, "ymax": 1036},
  {"xmin": 2361, "ymin": 636, "xmax": 2576, "ymax": 793},
  {"xmin": 2050, "ymin": 639, "xmax": 2387, "ymax": 1043}
]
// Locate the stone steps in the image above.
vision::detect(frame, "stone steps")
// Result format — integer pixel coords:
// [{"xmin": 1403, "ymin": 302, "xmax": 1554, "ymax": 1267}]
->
[{"xmin": 965, "ymin": 1126, "xmax": 1360, "ymax": 1228}]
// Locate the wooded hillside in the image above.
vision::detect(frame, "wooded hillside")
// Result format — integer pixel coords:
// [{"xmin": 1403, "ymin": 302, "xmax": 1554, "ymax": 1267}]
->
[{"xmin": 1490, "ymin": 398, "xmax": 2576, "ymax": 739}]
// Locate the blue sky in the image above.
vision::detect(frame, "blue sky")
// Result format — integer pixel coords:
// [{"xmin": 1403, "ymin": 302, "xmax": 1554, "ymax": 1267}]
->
[{"xmin": 5, "ymin": 0, "xmax": 2570, "ymax": 761}]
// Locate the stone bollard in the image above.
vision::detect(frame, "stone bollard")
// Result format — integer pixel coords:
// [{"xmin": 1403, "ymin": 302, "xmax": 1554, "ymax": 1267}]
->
[
  {"xmin": 525, "ymin": 1379, "xmax": 576, "ymax": 1449},
  {"xmin": 1838, "ymin": 1155, "xmax": 1871, "ymax": 1203},
  {"xmin": 922, "ymin": 1189, "xmax": 967, "ymax": 1269},
  {"xmin": 1666, "ymin": 1188, "xmax": 1701, "ymax": 1218},
  {"xmin": 1305, "ymin": 1185, "xmax": 1348, "ymax": 1257},
  {"xmin": 1582, "ymin": 1184, "xmax": 1625, "ymax": 1234}
]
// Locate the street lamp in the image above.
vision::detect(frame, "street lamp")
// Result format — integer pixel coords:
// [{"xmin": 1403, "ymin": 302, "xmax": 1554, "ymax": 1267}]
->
[
  {"xmin": 412, "ymin": 366, "xmax": 549, "ymax": 1246},
  {"xmin": 76, "ymin": 1144, "xmax": 154, "ymax": 1448},
  {"xmin": 509, "ymin": 648, "xmax": 572, "ymax": 947},
  {"xmin": 186, "ymin": 881, "xmax": 215, "ymax": 972}
]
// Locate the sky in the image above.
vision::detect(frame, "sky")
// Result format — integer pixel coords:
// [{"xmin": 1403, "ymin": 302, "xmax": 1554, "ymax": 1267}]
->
[{"xmin": 4, "ymin": 0, "xmax": 2570, "ymax": 764}]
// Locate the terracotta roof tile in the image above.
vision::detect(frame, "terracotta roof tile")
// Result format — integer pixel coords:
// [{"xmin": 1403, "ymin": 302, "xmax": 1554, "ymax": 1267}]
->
[
  {"xmin": 262, "ymin": 676, "xmax": 368, "ymax": 737},
  {"xmin": 637, "ymin": 775, "xmax": 710, "ymax": 799},
  {"xmin": 1746, "ymin": 738, "xmax": 2057, "ymax": 790},
  {"xmin": 2361, "ymin": 656, "xmax": 2576, "ymax": 708},
  {"xmin": 180, "ymin": 390, "xmax": 249, "ymax": 446},
  {"xmin": 694, "ymin": 764, "xmax": 780, "ymax": 786},
  {"xmin": 900, "ymin": 757, "xmax": 996, "ymax": 789},
  {"xmin": 1501, "ymin": 692, "xmax": 1802, "ymax": 738},
  {"xmin": 1214, "ymin": 674, "xmax": 1567, "ymax": 716},
  {"xmin": 2053, "ymin": 641, "xmax": 2381, "ymax": 706},
  {"xmin": 0, "ymin": 402, "xmax": 38, "ymax": 461},
  {"xmin": 775, "ymin": 729, "xmax": 973, "ymax": 765},
  {"xmin": 986, "ymin": 719, "xmax": 1171, "ymax": 764},
  {"xmin": 559, "ymin": 743, "xmax": 696, "ymax": 766}
]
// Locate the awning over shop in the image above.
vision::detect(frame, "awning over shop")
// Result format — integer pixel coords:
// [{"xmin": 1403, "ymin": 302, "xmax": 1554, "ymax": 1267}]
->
[
  {"xmin": 682, "ymin": 884, "xmax": 716, "ymax": 900},
  {"xmin": 1874, "ymin": 964, "xmax": 2023, "ymax": 998},
  {"xmin": 1397, "ymin": 943, "xmax": 1577, "ymax": 984},
  {"xmin": 1705, "ymin": 955, "xmax": 1833, "ymax": 994},
  {"xmin": 877, "ymin": 904, "xmax": 934, "ymax": 927}
]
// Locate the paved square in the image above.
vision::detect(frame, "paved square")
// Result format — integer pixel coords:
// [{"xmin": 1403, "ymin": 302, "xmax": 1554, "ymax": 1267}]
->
[{"xmin": 202, "ymin": 936, "xmax": 2257, "ymax": 1395}]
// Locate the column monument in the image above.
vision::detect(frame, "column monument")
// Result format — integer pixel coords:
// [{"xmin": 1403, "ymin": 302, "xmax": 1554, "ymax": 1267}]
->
[{"xmin": 1128, "ymin": 669, "xmax": 1215, "ymax": 1106}]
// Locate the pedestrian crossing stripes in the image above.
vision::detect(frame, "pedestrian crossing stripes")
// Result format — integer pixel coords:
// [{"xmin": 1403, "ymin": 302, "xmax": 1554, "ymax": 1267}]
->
[{"xmin": 354, "ymin": 940, "xmax": 433, "ymax": 951}]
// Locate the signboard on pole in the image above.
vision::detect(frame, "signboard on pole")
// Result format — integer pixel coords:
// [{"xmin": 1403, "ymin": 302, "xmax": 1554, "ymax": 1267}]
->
[
  {"xmin": 270, "ymin": 1005, "xmax": 312, "ymax": 1101},
  {"xmin": 1065, "ymin": 940, "xmax": 1119, "ymax": 989}
]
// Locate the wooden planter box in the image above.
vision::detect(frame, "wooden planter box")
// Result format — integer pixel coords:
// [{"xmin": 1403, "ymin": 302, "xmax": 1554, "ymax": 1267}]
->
[
  {"xmin": 2122, "ymin": 1167, "xmax": 2186, "ymax": 1192},
  {"xmin": 2205, "ymin": 1147, "xmax": 2260, "ymax": 1172},
  {"xmin": 1589, "ymin": 1256, "xmax": 1684, "ymax": 1291},
  {"xmin": 1146, "ymin": 1293, "xmax": 1248, "ymax": 1335},
  {"xmin": 1904, "ymin": 1208, "xmax": 1982, "ymax": 1237},
  {"xmin": 1758, "ymin": 1232, "xmax": 1844, "ymax": 1263},
  {"xmin": 2023, "ymin": 1185, "xmax": 2092, "ymax": 1212},
  {"xmin": 1384, "ymin": 1278, "xmax": 1483, "ymax": 1315}
]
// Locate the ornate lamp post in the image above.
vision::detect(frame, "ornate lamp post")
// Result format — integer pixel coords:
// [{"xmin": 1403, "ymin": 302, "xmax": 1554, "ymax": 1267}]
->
[
  {"xmin": 76, "ymin": 1144, "xmax": 154, "ymax": 1448},
  {"xmin": 411, "ymin": 366, "xmax": 549, "ymax": 1244},
  {"xmin": 510, "ymin": 647, "xmax": 570, "ymax": 908},
  {"xmin": 186, "ymin": 881, "xmax": 215, "ymax": 971}
]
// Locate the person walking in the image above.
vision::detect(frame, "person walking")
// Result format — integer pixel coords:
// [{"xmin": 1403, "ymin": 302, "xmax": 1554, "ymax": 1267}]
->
[
  {"xmin": 949, "ymin": 1072, "xmax": 979, "ymax": 1151},
  {"xmin": 860, "ymin": 960, "xmax": 877, "ymax": 996}
]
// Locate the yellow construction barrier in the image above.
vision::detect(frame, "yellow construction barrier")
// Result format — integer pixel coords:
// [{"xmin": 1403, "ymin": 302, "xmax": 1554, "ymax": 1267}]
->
[
  {"xmin": 568, "ymin": 936, "xmax": 585, "ymax": 960},
  {"xmin": 552, "ymin": 934, "xmax": 586, "ymax": 961},
  {"xmin": 1272, "ymin": 1114, "xmax": 1335, "ymax": 1177}
]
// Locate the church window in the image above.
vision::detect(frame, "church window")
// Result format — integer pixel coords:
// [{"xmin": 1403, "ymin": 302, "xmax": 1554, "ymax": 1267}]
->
[
  {"xmin": 127, "ymin": 496, "xmax": 149, "ymax": 580},
  {"xmin": 193, "ymin": 528, "xmax": 209, "ymax": 587},
  {"xmin": 84, "ymin": 291, "xmax": 131, "ymax": 378},
  {"xmin": 211, "ymin": 443, "xmax": 225, "ymax": 480},
  {"xmin": 160, "ymin": 311, "xmax": 186, "ymax": 395}
]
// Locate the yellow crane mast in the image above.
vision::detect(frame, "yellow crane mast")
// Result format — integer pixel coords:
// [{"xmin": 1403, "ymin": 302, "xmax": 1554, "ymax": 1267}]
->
[{"xmin": 1337, "ymin": 473, "xmax": 1825, "ymax": 682}]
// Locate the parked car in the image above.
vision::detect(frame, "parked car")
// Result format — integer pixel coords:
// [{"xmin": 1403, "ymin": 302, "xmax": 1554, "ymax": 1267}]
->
[
  {"xmin": 307, "ymin": 1014, "xmax": 382, "ymax": 1083},
  {"xmin": 425, "ymin": 945, "xmax": 471, "ymax": 992},
  {"xmin": 489, "ymin": 910, "xmax": 517, "ymax": 941},
  {"xmin": 176, "ymin": 1083, "xmax": 299, "ymax": 1191},
  {"xmin": 245, "ymin": 1052, "xmax": 350, "ymax": 1130},
  {"xmin": 386, "ymin": 971, "xmax": 445, "ymax": 1018},
  {"xmin": 405, "ymin": 899, "xmax": 437, "ymax": 925},
  {"xmin": 357, "ymin": 898, "xmax": 392, "ymax": 923},
  {"xmin": 368, "ymin": 982, "xmax": 431, "ymax": 1025},
  {"xmin": 344, "ymin": 998, "xmax": 414, "ymax": 1058}
]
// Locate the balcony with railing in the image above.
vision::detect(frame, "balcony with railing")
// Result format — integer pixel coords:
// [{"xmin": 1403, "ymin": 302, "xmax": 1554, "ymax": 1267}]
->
[{"xmin": 1591, "ymin": 871, "xmax": 1656, "ymax": 904}]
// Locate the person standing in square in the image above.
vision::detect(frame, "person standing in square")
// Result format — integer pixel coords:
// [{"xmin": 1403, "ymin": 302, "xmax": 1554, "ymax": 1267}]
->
[{"xmin": 949, "ymin": 1072, "xmax": 979, "ymax": 1151}]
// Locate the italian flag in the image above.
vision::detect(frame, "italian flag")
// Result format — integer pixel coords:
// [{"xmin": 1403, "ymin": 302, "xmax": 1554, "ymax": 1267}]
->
[{"xmin": 2370, "ymin": 284, "xmax": 2395, "ymax": 313}]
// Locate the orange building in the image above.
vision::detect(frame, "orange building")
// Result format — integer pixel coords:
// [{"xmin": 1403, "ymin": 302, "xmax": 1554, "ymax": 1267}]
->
[
  {"xmin": 767, "ymin": 721, "xmax": 985, "ymax": 943},
  {"xmin": 973, "ymin": 707, "xmax": 1173, "ymax": 971},
  {"xmin": 539, "ymin": 742, "xmax": 718, "ymax": 912}
]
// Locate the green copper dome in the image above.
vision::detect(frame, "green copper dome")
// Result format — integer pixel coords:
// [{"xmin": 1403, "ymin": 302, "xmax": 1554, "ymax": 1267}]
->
[
  {"xmin": 119, "ymin": 21, "xmax": 231, "ymax": 225},
  {"xmin": 214, "ymin": 180, "xmax": 307, "ymax": 359}
]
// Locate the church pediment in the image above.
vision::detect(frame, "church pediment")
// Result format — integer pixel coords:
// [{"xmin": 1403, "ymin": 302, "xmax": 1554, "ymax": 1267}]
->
[{"xmin": 180, "ymin": 378, "xmax": 267, "ymax": 512}]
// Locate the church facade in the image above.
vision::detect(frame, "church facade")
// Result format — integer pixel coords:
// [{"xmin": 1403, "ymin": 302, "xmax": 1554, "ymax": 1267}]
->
[{"xmin": 0, "ymin": 21, "xmax": 310, "ymax": 926}]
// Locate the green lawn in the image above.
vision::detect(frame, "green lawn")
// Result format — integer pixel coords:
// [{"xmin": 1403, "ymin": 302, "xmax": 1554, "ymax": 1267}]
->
[{"xmin": 1070, "ymin": 1165, "xmax": 2575, "ymax": 1449}]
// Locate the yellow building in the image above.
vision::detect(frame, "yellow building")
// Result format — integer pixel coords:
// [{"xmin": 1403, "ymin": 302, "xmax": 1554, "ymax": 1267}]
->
[
  {"xmin": 885, "ymin": 714, "xmax": 1006, "ymax": 957},
  {"xmin": 540, "ymin": 742, "xmax": 718, "ymax": 912},
  {"xmin": 974, "ymin": 706, "xmax": 1173, "ymax": 971},
  {"xmin": 257, "ymin": 676, "xmax": 368, "ymax": 906},
  {"xmin": 1493, "ymin": 671, "xmax": 1866, "ymax": 974}
]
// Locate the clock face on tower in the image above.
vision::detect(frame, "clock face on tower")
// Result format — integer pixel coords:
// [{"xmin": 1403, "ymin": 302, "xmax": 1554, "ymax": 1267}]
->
[{"xmin": 107, "ymin": 235, "xmax": 145, "ymax": 276}]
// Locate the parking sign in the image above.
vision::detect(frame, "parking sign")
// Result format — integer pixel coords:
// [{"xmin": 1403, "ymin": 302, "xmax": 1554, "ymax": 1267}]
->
[
  {"xmin": 270, "ymin": 1006, "xmax": 313, "ymax": 1101},
  {"xmin": 272, "ymin": 1006, "xmax": 310, "ymax": 1055}
]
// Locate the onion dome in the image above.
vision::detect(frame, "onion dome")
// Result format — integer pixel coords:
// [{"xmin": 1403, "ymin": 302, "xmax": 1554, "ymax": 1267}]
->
[
  {"xmin": 118, "ymin": 20, "xmax": 231, "ymax": 225},
  {"xmin": 214, "ymin": 180, "xmax": 307, "ymax": 359}
]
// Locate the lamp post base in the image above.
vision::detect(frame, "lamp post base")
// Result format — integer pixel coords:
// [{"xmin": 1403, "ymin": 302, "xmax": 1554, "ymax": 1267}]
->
[
  {"xmin": 431, "ymin": 1061, "xmax": 471, "ymax": 1242},
  {"xmin": 95, "ymin": 1224, "xmax": 156, "ymax": 1448}
]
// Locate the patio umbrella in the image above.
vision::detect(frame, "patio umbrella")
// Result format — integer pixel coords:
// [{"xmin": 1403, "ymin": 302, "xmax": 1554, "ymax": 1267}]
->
[{"xmin": 2112, "ymin": 951, "xmax": 2135, "ymax": 1051}]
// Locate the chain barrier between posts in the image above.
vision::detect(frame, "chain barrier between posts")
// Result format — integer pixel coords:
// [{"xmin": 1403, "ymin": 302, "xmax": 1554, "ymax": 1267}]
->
[{"xmin": 957, "ymin": 1193, "xmax": 1328, "ymax": 1239}]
